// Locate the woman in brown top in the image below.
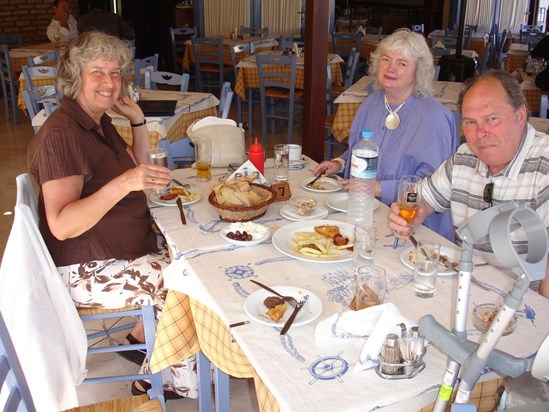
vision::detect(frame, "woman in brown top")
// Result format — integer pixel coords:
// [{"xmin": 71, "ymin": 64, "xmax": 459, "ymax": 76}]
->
[{"xmin": 27, "ymin": 32, "xmax": 197, "ymax": 399}]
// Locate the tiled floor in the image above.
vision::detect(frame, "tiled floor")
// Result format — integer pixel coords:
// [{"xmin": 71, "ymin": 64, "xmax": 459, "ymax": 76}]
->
[{"xmin": 0, "ymin": 97, "xmax": 301, "ymax": 410}]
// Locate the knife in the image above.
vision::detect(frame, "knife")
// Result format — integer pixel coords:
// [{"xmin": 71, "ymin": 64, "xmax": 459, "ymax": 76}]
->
[
  {"xmin": 280, "ymin": 295, "xmax": 308, "ymax": 336},
  {"xmin": 409, "ymin": 235, "xmax": 456, "ymax": 272},
  {"xmin": 250, "ymin": 280, "xmax": 296, "ymax": 308},
  {"xmin": 306, "ymin": 174, "xmax": 324, "ymax": 188},
  {"xmin": 176, "ymin": 197, "xmax": 186, "ymax": 225}
]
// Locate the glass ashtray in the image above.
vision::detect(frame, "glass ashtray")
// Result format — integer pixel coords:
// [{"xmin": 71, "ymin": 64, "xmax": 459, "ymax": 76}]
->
[{"xmin": 472, "ymin": 303, "xmax": 517, "ymax": 336}]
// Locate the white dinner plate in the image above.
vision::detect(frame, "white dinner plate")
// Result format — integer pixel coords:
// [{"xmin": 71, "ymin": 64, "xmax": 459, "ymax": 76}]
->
[
  {"xmin": 289, "ymin": 156, "xmax": 308, "ymax": 170},
  {"xmin": 325, "ymin": 192, "xmax": 379, "ymax": 213},
  {"xmin": 272, "ymin": 219, "xmax": 354, "ymax": 263},
  {"xmin": 280, "ymin": 204, "xmax": 329, "ymax": 221},
  {"xmin": 220, "ymin": 225, "xmax": 270, "ymax": 247},
  {"xmin": 300, "ymin": 176, "xmax": 343, "ymax": 193},
  {"xmin": 400, "ymin": 245, "xmax": 459, "ymax": 276},
  {"xmin": 149, "ymin": 187, "xmax": 202, "ymax": 207},
  {"xmin": 244, "ymin": 286, "xmax": 323, "ymax": 328}
]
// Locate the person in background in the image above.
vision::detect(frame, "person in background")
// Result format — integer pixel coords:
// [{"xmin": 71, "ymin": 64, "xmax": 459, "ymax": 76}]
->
[
  {"xmin": 46, "ymin": 0, "xmax": 79, "ymax": 45},
  {"xmin": 27, "ymin": 31, "xmax": 196, "ymax": 399},
  {"xmin": 314, "ymin": 28, "xmax": 459, "ymax": 241},
  {"xmin": 389, "ymin": 71, "xmax": 549, "ymax": 299},
  {"xmin": 77, "ymin": 0, "xmax": 135, "ymax": 43}
]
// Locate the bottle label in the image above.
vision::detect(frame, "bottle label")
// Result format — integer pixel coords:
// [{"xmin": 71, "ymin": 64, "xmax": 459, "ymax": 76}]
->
[{"xmin": 350, "ymin": 153, "xmax": 378, "ymax": 179}]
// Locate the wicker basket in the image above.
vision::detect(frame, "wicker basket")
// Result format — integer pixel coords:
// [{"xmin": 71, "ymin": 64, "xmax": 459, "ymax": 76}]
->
[{"xmin": 208, "ymin": 183, "xmax": 276, "ymax": 222}]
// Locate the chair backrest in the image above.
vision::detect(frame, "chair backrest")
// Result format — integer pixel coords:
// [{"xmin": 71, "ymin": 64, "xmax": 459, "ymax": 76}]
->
[
  {"xmin": 520, "ymin": 24, "xmax": 543, "ymax": 44},
  {"xmin": 229, "ymin": 43, "xmax": 250, "ymax": 77},
  {"xmin": 134, "ymin": 54, "xmax": 159, "ymax": 87},
  {"xmin": 191, "ymin": 36, "xmax": 224, "ymax": 92},
  {"xmin": 218, "ymin": 81, "xmax": 233, "ymax": 119},
  {"xmin": 256, "ymin": 52, "xmax": 297, "ymax": 93},
  {"xmin": 21, "ymin": 64, "xmax": 58, "ymax": 91},
  {"xmin": 0, "ymin": 311, "xmax": 37, "ymax": 412},
  {"xmin": 43, "ymin": 100, "xmax": 60, "ymax": 116},
  {"xmin": 239, "ymin": 26, "xmax": 269, "ymax": 38},
  {"xmin": 410, "ymin": 24, "xmax": 424, "ymax": 34},
  {"xmin": 464, "ymin": 24, "xmax": 478, "ymax": 32},
  {"xmin": 144, "ymin": 70, "xmax": 189, "ymax": 92},
  {"xmin": 343, "ymin": 47, "xmax": 360, "ymax": 88},
  {"xmin": 540, "ymin": 94, "xmax": 548, "ymax": 119},
  {"xmin": 0, "ymin": 43, "xmax": 19, "ymax": 123},
  {"xmin": 157, "ymin": 137, "xmax": 195, "ymax": 170},
  {"xmin": 332, "ymin": 31, "xmax": 362, "ymax": 60},
  {"xmin": 364, "ymin": 26, "xmax": 382, "ymax": 36},
  {"xmin": 528, "ymin": 32, "xmax": 547, "ymax": 52},
  {"xmin": 27, "ymin": 51, "xmax": 59, "ymax": 67},
  {"xmin": 0, "ymin": 34, "xmax": 23, "ymax": 48},
  {"xmin": 278, "ymin": 35, "xmax": 294, "ymax": 52},
  {"xmin": 433, "ymin": 65, "xmax": 441, "ymax": 80},
  {"xmin": 169, "ymin": 26, "xmax": 195, "ymax": 73},
  {"xmin": 22, "ymin": 86, "xmax": 59, "ymax": 126}
]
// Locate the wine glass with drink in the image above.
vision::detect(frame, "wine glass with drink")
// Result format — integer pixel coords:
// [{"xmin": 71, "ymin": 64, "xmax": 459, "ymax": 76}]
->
[{"xmin": 395, "ymin": 175, "xmax": 422, "ymax": 237}]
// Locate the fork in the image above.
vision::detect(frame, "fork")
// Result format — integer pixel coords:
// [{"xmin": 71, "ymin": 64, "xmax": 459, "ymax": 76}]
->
[
  {"xmin": 250, "ymin": 280, "xmax": 298, "ymax": 309},
  {"xmin": 171, "ymin": 178, "xmax": 191, "ymax": 190}
]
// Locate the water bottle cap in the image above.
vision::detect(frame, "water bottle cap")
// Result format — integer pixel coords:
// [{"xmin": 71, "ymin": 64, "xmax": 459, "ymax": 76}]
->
[{"xmin": 362, "ymin": 130, "xmax": 373, "ymax": 139}]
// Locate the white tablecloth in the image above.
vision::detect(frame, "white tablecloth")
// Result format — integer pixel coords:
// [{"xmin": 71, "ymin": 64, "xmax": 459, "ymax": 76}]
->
[{"xmin": 151, "ymin": 159, "xmax": 549, "ymax": 411}]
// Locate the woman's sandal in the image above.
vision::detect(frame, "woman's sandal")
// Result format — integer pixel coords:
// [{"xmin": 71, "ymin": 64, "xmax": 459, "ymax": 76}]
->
[
  {"xmin": 131, "ymin": 379, "xmax": 184, "ymax": 400},
  {"xmin": 117, "ymin": 333, "xmax": 147, "ymax": 365}
]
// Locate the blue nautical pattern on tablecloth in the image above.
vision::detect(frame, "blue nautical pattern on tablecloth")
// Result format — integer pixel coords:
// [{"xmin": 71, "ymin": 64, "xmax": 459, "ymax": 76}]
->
[
  {"xmin": 183, "ymin": 205, "xmax": 197, "ymax": 223},
  {"xmin": 232, "ymin": 281, "xmax": 251, "ymax": 298},
  {"xmin": 255, "ymin": 256, "xmax": 295, "ymax": 265},
  {"xmin": 387, "ymin": 272, "xmax": 414, "ymax": 292},
  {"xmin": 321, "ymin": 269, "xmax": 354, "ymax": 310},
  {"xmin": 308, "ymin": 352, "xmax": 349, "ymax": 384},
  {"xmin": 199, "ymin": 219, "xmax": 225, "ymax": 233},
  {"xmin": 224, "ymin": 265, "xmax": 254, "ymax": 281},
  {"xmin": 517, "ymin": 304, "xmax": 536, "ymax": 325},
  {"xmin": 281, "ymin": 334, "xmax": 306, "ymax": 362}
]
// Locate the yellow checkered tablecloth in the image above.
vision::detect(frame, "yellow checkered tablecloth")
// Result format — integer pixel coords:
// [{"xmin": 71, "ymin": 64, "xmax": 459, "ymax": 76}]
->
[
  {"xmin": 505, "ymin": 50, "xmax": 528, "ymax": 72},
  {"xmin": 331, "ymin": 101, "xmax": 361, "ymax": 143},
  {"xmin": 234, "ymin": 62, "xmax": 343, "ymax": 100},
  {"xmin": 327, "ymin": 38, "xmax": 379, "ymax": 63}
]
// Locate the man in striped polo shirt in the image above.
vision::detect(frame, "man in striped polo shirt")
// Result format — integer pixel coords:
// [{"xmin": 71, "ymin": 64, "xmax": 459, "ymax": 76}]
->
[{"xmin": 389, "ymin": 71, "xmax": 549, "ymax": 298}]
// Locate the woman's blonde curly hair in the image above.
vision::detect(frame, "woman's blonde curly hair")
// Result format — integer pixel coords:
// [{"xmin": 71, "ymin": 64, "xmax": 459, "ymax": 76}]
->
[
  {"xmin": 369, "ymin": 28, "xmax": 435, "ymax": 98},
  {"xmin": 57, "ymin": 31, "xmax": 132, "ymax": 99}
]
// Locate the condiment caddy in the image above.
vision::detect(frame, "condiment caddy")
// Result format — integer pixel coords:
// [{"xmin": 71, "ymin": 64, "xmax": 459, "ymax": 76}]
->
[{"xmin": 376, "ymin": 326, "xmax": 427, "ymax": 380}]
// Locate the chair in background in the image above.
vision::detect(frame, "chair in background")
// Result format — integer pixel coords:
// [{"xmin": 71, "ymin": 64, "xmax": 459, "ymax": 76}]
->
[
  {"xmin": 134, "ymin": 53, "xmax": 159, "ymax": 87},
  {"xmin": 520, "ymin": 24, "xmax": 543, "ymax": 44},
  {"xmin": 410, "ymin": 24, "xmax": 424, "ymax": 34},
  {"xmin": 0, "ymin": 44, "xmax": 20, "ymax": 123},
  {"xmin": 528, "ymin": 32, "xmax": 546, "ymax": 53},
  {"xmin": 21, "ymin": 64, "xmax": 57, "ymax": 91},
  {"xmin": 157, "ymin": 137, "xmax": 194, "ymax": 170},
  {"xmin": 218, "ymin": 81, "xmax": 234, "ymax": 119},
  {"xmin": 230, "ymin": 43, "xmax": 253, "ymax": 129},
  {"xmin": 278, "ymin": 35, "xmax": 294, "ymax": 52},
  {"xmin": 192, "ymin": 36, "xmax": 231, "ymax": 93},
  {"xmin": 43, "ymin": 100, "xmax": 60, "ymax": 115},
  {"xmin": 169, "ymin": 26, "xmax": 195, "ymax": 73},
  {"xmin": 144, "ymin": 70, "xmax": 190, "ymax": 92},
  {"xmin": 433, "ymin": 65, "xmax": 441, "ymax": 80},
  {"xmin": 332, "ymin": 31, "xmax": 362, "ymax": 61},
  {"xmin": 364, "ymin": 26, "xmax": 383, "ymax": 36},
  {"xmin": 22, "ymin": 86, "xmax": 59, "ymax": 132},
  {"xmin": 256, "ymin": 53, "xmax": 303, "ymax": 143},
  {"xmin": 325, "ymin": 67, "xmax": 349, "ymax": 159},
  {"xmin": 540, "ymin": 94, "xmax": 548, "ymax": 118},
  {"xmin": 9, "ymin": 173, "xmax": 166, "ymax": 409},
  {"xmin": 330, "ymin": 47, "xmax": 360, "ymax": 100},
  {"xmin": 239, "ymin": 26, "xmax": 269, "ymax": 38},
  {"xmin": 27, "ymin": 50, "xmax": 59, "ymax": 67},
  {"xmin": 0, "ymin": 34, "xmax": 23, "ymax": 48}
]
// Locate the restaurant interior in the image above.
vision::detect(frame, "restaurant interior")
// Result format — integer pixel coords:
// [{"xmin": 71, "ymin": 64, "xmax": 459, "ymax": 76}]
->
[{"xmin": 1, "ymin": 0, "xmax": 549, "ymax": 411}]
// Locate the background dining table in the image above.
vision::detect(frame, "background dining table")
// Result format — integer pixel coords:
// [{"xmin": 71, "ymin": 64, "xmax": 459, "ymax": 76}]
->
[
  {"xmin": 234, "ymin": 51, "xmax": 344, "ymax": 101},
  {"xmin": 31, "ymin": 89, "xmax": 219, "ymax": 147},
  {"xmin": 148, "ymin": 159, "xmax": 549, "ymax": 412},
  {"xmin": 9, "ymin": 42, "xmax": 59, "ymax": 75}
]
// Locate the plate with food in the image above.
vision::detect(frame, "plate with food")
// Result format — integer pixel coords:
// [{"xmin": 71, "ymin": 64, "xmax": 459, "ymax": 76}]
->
[
  {"xmin": 325, "ymin": 192, "xmax": 379, "ymax": 213},
  {"xmin": 149, "ymin": 185, "xmax": 201, "ymax": 207},
  {"xmin": 400, "ymin": 245, "xmax": 459, "ymax": 275},
  {"xmin": 220, "ymin": 222, "xmax": 270, "ymax": 247},
  {"xmin": 300, "ymin": 176, "xmax": 343, "ymax": 193},
  {"xmin": 244, "ymin": 286, "xmax": 323, "ymax": 328},
  {"xmin": 289, "ymin": 156, "xmax": 308, "ymax": 170},
  {"xmin": 272, "ymin": 219, "xmax": 354, "ymax": 262}
]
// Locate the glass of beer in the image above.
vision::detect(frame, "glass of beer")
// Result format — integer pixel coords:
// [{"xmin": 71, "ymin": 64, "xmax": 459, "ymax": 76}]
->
[
  {"xmin": 195, "ymin": 140, "xmax": 212, "ymax": 182},
  {"xmin": 395, "ymin": 175, "xmax": 422, "ymax": 236}
]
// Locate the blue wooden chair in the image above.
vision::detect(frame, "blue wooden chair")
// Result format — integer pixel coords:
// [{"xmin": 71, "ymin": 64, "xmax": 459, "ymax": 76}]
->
[
  {"xmin": 144, "ymin": 70, "xmax": 190, "ymax": 91},
  {"xmin": 169, "ymin": 26, "xmax": 195, "ymax": 73},
  {"xmin": 27, "ymin": 50, "xmax": 59, "ymax": 67},
  {"xmin": 0, "ymin": 44, "xmax": 20, "ymax": 123},
  {"xmin": 134, "ymin": 54, "xmax": 159, "ymax": 87}
]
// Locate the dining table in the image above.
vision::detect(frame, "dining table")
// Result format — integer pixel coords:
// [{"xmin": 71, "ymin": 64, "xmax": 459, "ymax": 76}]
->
[
  {"xmin": 505, "ymin": 43, "xmax": 529, "ymax": 73},
  {"xmin": 329, "ymin": 75, "xmax": 463, "ymax": 143},
  {"xmin": 181, "ymin": 37, "xmax": 279, "ymax": 72},
  {"xmin": 9, "ymin": 42, "xmax": 59, "ymax": 75},
  {"xmin": 147, "ymin": 159, "xmax": 549, "ymax": 412},
  {"xmin": 234, "ymin": 51, "xmax": 344, "ymax": 101},
  {"xmin": 31, "ymin": 89, "xmax": 219, "ymax": 147}
]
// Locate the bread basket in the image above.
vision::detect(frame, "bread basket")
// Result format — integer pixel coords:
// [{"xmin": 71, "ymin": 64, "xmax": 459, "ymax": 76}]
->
[{"xmin": 208, "ymin": 183, "xmax": 276, "ymax": 222}]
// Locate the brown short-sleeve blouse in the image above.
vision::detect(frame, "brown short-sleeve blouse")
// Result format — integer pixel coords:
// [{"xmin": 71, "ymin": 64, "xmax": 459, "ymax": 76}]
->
[{"xmin": 27, "ymin": 97, "xmax": 158, "ymax": 266}]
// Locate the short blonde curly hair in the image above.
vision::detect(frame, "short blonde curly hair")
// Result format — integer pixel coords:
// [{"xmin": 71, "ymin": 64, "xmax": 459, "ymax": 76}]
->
[
  {"xmin": 369, "ymin": 28, "xmax": 435, "ymax": 98},
  {"xmin": 57, "ymin": 31, "xmax": 132, "ymax": 99}
]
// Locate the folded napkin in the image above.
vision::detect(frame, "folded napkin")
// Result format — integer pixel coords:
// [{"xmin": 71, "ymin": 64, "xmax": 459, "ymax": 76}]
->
[
  {"xmin": 434, "ymin": 41, "xmax": 446, "ymax": 49},
  {"xmin": 314, "ymin": 302, "xmax": 416, "ymax": 372},
  {"xmin": 228, "ymin": 160, "xmax": 268, "ymax": 185}
]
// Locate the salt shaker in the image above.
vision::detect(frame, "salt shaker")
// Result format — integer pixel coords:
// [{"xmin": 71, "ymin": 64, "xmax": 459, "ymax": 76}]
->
[{"xmin": 381, "ymin": 333, "xmax": 401, "ymax": 375}]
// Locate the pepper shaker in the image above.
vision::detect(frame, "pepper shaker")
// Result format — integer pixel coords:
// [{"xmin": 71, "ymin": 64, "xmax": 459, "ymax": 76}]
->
[{"xmin": 381, "ymin": 333, "xmax": 401, "ymax": 375}]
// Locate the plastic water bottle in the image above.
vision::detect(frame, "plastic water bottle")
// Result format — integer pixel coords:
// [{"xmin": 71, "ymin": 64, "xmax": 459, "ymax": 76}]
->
[{"xmin": 347, "ymin": 130, "xmax": 378, "ymax": 227}]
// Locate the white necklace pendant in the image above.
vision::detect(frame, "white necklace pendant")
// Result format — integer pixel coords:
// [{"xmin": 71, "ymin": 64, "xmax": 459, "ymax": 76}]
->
[{"xmin": 385, "ymin": 113, "xmax": 400, "ymax": 130}]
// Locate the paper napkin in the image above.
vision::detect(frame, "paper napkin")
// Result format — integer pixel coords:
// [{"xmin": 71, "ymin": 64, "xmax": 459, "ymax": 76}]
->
[
  {"xmin": 433, "ymin": 41, "xmax": 446, "ymax": 49},
  {"xmin": 228, "ymin": 160, "xmax": 268, "ymax": 185}
]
